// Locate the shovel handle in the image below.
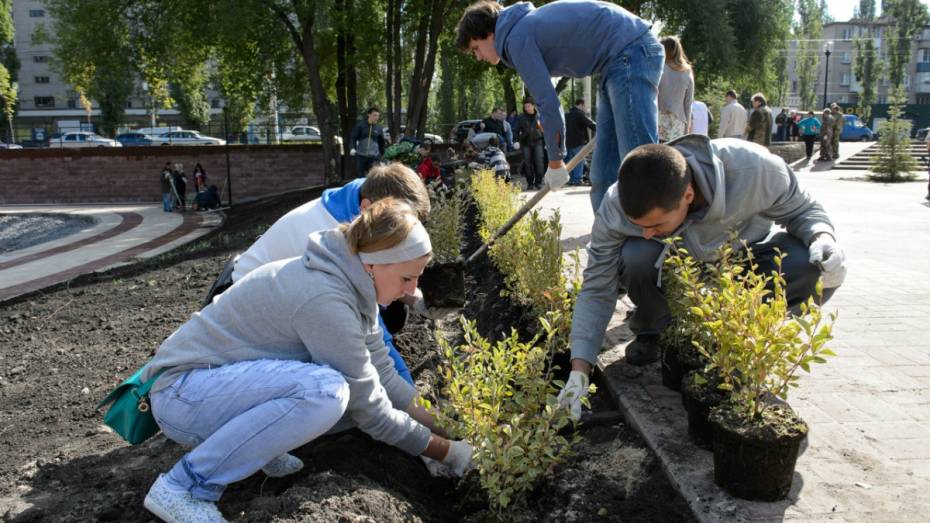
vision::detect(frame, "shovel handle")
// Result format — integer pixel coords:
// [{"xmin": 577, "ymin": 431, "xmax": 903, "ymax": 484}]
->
[{"xmin": 465, "ymin": 139, "xmax": 595, "ymax": 265}]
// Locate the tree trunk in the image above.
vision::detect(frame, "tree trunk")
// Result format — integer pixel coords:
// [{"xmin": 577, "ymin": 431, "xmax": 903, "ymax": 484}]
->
[
  {"xmin": 336, "ymin": 0, "xmax": 349, "ymax": 161},
  {"xmin": 405, "ymin": 0, "xmax": 449, "ymax": 138},
  {"xmin": 297, "ymin": 21, "xmax": 337, "ymax": 182},
  {"xmin": 385, "ymin": 0, "xmax": 395, "ymax": 140},
  {"xmin": 392, "ymin": 0, "xmax": 403, "ymax": 140},
  {"xmin": 500, "ymin": 68, "xmax": 517, "ymax": 114}
]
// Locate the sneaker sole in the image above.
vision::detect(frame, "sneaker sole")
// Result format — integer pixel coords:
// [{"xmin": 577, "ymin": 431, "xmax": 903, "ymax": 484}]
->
[{"xmin": 144, "ymin": 493, "xmax": 178, "ymax": 523}]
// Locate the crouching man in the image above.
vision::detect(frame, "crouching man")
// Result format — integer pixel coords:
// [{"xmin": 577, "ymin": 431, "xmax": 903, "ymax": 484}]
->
[{"xmin": 557, "ymin": 135, "xmax": 847, "ymax": 419}]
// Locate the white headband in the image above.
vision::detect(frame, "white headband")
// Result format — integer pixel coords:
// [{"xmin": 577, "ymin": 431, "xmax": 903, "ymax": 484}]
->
[{"xmin": 358, "ymin": 221, "xmax": 432, "ymax": 264}]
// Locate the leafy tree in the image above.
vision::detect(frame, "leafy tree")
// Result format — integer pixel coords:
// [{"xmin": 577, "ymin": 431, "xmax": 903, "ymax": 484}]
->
[
  {"xmin": 884, "ymin": 0, "xmax": 930, "ymax": 90},
  {"xmin": 0, "ymin": 0, "xmax": 16, "ymax": 142},
  {"xmin": 41, "ymin": 0, "xmax": 136, "ymax": 135},
  {"xmin": 870, "ymin": 88, "xmax": 918, "ymax": 182},
  {"xmin": 795, "ymin": 0, "xmax": 824, "ymax": 110},
  {"xmin": 853, "ymin": 0, "xmax": 881, "ymax": 122}
]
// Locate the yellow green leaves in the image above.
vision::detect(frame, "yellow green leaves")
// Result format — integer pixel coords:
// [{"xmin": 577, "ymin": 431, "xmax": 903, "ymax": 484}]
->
[{"xmin": 424, "ymin": 184, "xmax": 464, "ymax": 264}]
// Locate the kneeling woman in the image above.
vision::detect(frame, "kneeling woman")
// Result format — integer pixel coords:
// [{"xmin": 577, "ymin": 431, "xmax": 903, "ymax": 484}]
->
[{"xmin": 140, "ymin": 198, "xmax": 472, "ymax": 522}]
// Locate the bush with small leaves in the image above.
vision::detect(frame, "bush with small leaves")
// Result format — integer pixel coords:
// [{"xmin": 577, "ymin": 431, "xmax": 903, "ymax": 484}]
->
[
  {"xmin": 429, "ymin": 313, "xmax": 583, "ymax": 513},
  {"xmin": 424, "ymin": 183, "xmax": 464, "ymax": 264},
  {"xmin": 686, "ymin": 241, "xmax": 837, "ymax": 423}
]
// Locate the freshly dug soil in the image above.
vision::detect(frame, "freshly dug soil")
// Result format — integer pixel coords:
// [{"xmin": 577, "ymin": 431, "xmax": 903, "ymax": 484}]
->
[
  {"xmin": 0, "ymin": 186, "xmax": 694, "ymax": 522},
  {"xmin": 0, "ymin": 213, "xmax": 96, "ymax": 254}
]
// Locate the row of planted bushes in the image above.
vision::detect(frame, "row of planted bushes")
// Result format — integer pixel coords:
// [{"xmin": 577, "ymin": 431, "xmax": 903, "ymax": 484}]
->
[
  {"xmin": 661, "ymin": 237, "xmax": 836, "ymax": 501},
  {"xmin": 421, "ymin": 170, "xmax": 588, "ymax": 514}
]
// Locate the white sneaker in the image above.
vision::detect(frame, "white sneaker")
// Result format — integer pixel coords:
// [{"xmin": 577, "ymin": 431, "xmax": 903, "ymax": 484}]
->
[
  {"xmin": 261, "ymin": 453, "xmax": 304, "ymax": 477},
  {"xmin": 144, "ymin": 474, "xmax": 227, "ymax": 523}
]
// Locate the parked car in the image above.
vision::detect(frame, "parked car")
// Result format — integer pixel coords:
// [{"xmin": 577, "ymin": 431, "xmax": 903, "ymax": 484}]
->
[
  {"xmin": 915, "ymin": 127, "xmax": 929, "ymax": 142},
  {"xmin": 449, "ymin": 119, "xmax": 481, "ymax": 144},
  {"xmin": 150, "ymin": 130, "xmax": 226, "ymax": 146},
  {"xmin": 0, "ymin": 143, "xmax": 23, "ymax": 149},
  {"xmin": 115, "ymin": 132, "xmax": 154, "ymax": 146},
  {"xmin": 840, "ymin": 114, "xmax": 874, "ymax": 141},
  {"xmin": 281, "ymin": 125, "xmax": 343, "ymax": 146},
  {"xmin": 48, "ymin": 132, "xmax": 122, "ymax": 148}
]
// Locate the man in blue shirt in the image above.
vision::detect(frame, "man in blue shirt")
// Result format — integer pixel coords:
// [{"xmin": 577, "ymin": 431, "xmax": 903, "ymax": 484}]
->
[{"xmin": 456, "ymin": 0, "xmax": 664, "ymax": 211}]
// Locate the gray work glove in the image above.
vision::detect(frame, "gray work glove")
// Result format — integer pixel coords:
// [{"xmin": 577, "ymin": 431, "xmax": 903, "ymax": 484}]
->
[
  {"xmin": 556, "ymin": 370, "xmax": 589, "ymax": 421},
  {"xmin": 544, "ymin": 165, "xmax": 569, "ymax": 190},
  {"xmin": 808, "ymin": 234, "xmax": 846, "ymax": 288}
]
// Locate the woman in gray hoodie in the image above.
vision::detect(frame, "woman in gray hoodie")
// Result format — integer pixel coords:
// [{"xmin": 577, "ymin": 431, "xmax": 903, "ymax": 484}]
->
[{"xmin": 140, "ymin": 198, "xmax": 473, "ymax": 523}]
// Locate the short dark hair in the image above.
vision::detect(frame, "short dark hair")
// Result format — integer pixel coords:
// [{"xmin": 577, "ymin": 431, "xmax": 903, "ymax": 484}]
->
[
  {"xmin": 575, "ymin": 99, "xmax": 586, "ymax": 106},
  {"xmin": 367, "ymin": 106, "xmax": 380, "ymax": 115},
  {"xmin": 807, "ymin": 111, "xmax": 814, "ymax": 116},
  {"xmin": 522, "ymin": 95, "xmax": 535, "ymax": 106},
  {"xmin": 751, "ymin": 93, "xmax": 767, "ymax": 106},
  {"xmin": 455, "ymin": 1, "xmax": 502, "ymax": 51},
  {"xmin": 618, "ymin": 144, "xmax": 691, "ymax": 219},
  {"xmin": 488, "ymin": 135, "xmax": 499, "ymax": 147},
  {"xmin": 725, "ymin": 90, "xmax": 738, "ymax": 99}
]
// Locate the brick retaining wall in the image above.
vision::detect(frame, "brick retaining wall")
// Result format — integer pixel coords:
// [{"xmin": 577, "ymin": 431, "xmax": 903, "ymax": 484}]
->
[{"xmin": 0, "ymin": 145, "xmax": 329, "ymax": 204}]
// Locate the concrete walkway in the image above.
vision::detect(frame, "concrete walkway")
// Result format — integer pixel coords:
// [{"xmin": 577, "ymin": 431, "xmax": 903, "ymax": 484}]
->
[
  {"xmin": 534, "ymin": 142, "xmax": 930, "ymax": 521},
  {"xmin": 0, "ymin": 205, "xmax": 222, "ymax": 303}
]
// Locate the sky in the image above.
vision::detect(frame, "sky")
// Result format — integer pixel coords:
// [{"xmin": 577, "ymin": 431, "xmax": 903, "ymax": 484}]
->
[{"xmin": 824, "ymin": 0, "xmax": 930, "ymax": 21}]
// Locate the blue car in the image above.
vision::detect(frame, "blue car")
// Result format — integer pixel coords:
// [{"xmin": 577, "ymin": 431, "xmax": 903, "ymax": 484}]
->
[
  {"xmin": 115, "ymin": 132, "xmax": 154, "ymax": 146},
  {"xmin": 840, "ymin": 114, "xmax": 874, "ymax": 142}
]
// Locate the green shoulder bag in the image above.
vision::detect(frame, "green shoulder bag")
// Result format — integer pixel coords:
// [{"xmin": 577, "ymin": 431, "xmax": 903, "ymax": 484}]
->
[{"xmin": 97, "ymin": 366, "xmax": 165, "ymax": 445}]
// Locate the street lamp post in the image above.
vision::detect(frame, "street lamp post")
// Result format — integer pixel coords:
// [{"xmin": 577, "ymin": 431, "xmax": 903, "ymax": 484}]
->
[{"xmin": 823, "ymin": 41, "xmax": 833, "ymax": 109}]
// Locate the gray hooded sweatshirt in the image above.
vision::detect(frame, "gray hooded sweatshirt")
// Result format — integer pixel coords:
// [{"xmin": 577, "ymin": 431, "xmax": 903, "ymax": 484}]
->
[
  {"xmin": 570, "ymin": 135, "xmax": 835, "ymax": 365},
  {"xmin": 141, "ymin": 229, "xmax": 431, "ymax": 456}
]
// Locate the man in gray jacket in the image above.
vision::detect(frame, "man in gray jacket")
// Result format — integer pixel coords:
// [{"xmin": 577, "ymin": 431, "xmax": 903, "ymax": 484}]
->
[
  {"xmin": 718, "ymin": 90, "xmax": 747, "ymax": 139},
  {"xmin": 557, "ymin": 136, "xmax": 847, "ymax": 419}
]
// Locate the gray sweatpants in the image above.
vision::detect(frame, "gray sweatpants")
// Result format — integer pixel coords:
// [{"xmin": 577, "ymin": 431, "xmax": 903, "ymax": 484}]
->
[{"xmin": 620, "ymin": 232, "xmax": 837, "ymax": 336}]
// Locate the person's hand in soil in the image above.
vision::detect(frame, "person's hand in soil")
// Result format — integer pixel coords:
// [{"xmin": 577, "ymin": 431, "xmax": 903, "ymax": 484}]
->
[{"xmin": 557, "ymin": 368, "xmax": 591, "ymax": 421}]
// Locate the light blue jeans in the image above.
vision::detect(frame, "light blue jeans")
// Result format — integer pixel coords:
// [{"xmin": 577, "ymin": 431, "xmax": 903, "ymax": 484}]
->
[
  {"xmin": 589, "ymin": 31, "xmax": 665, "ymax": 212},
  {"xmin": 151, "ymin": 359, "xmax": 349, "ymax": 501},
  {"xmin": 566, "ymin": 145, "xmax": 587, "ymax": 184}
]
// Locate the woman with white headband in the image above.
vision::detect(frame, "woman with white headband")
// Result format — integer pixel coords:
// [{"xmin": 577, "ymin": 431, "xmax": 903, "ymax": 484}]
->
[{"xmin": 138, "ymin": 198, "xmax": 473, "ymax": 522}]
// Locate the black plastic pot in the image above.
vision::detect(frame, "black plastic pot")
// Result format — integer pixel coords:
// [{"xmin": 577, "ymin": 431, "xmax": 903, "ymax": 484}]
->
[
  {"xmin": 680, "ymin": 370, "xmax": 728, "ymax": 450},
  {"xmin": 419, "ymin": 262, "xmax": 465, "ymax": 308},
  {"xmin": 660, "ymin": 344, "xmax": 684, "ymax": 391},
  {"xmin": 709, "ymin": 404, "xmax": 808, "ymax": 501},
  {"xmin": 661, "ymin": 341, "xmax": 704, "ymax": 392}
]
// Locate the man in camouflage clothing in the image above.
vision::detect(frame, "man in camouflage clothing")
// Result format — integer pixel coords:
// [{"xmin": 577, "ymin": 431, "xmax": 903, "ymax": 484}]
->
[
  {"xmin": 831, "ymin": 104, "xmax": 844, "ymax": 160},
  {"xmin": 818, "ymin": 108, "xmax": 834, "ymax": 162}
]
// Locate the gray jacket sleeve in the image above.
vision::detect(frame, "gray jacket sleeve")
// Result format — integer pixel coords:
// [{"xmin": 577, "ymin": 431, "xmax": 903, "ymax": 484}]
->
[
  {"xmin": 757, "ymin": 159, "xmax": 835, "ymax": 244},
  {"xmin": 570, "ymin": 188, "xmax": 630, "ymax": 365},
  {"xmin": 293, "ymin": 295, "xmax": 430, "ymax": 456}
]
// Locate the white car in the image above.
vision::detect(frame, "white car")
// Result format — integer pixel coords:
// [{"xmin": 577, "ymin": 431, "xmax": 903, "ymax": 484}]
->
[
  {"xmin": 150, "ymin": 130, "xmax": 226, "ymax": 146},
  {"xmin": 281, "ymin": 125, "xmax": 343, "ymax": 146},
  {"xmin": 48, "ymin": 132, "xmax": 122, "ymax": 148}
]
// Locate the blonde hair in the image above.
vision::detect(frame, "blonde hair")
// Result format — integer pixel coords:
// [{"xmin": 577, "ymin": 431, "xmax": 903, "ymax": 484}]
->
[
  {"xmin": 661, "ymin": 36, "xmax": 692, "ymax": 72},
  {"xmin": 360, "ymin": 163, "xmax": 431, "ymax": 221},
  {"xmin": 342, "ymin": 197, "xmax": 420, "ymax": 255}
]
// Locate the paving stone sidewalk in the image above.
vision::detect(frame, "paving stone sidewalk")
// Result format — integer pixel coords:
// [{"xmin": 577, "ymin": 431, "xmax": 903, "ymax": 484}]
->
[{"xmin": 535, "ymin": 143, "xmax": 930, "ymax": 521}]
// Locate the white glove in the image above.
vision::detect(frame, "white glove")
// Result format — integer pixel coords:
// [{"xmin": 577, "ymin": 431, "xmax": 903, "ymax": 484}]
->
[
  {"xmin": 420, "ymin": 455, "xmax": 453, "ymax": 478},
  {"xmin": 513, "ymin": 141, "xmax": 521, "ymax": 150},
  {"xmin": 442, "ymin": 440, "xmax": 475, "ymax": 477},
  {"xmin": 544, "ymin": 165, "xmax": 569, "ymax": 190},
  {"xmin": 349, "ymin": 148, "xmax": 357, "ymax": 156},
  {"xmin": 557, "ymin": 370, "xmax": 589, "ymax": 421},
  {"xmin": 808, "ymin": 234, "xmax": 846, "ymax": 288}
]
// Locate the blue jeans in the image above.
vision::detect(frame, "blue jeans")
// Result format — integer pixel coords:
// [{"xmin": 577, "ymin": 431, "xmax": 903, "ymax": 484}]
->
[
  {"xmin": 589, "ymin": 32, "xmax": 665, "ymax": 212},
  {"xmin": 162, "ymin": 192, "xmax": 172, "ymax": 212},
  {"xmin": 151, "ymin": 359, "xmax": 349, "ymax": 501},
  {"xmin": 566, "ymin": 145, "xmax": 587, "ymax": 184},
  {"xmin": 619, "ymin": 232, "xmax": 836, "ymax": 336},
  {"xmin": 378, "ymin": 315, "xmax": 413, "ymax": 385}
]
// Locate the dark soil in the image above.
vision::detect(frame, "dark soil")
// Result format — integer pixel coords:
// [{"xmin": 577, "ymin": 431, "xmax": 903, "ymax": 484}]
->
[
  {"xmin": 0, "ymin": 186, "xmax": 695, "ymax": 522},
  {"xmin": 0, "ymin": 214, "xmax": 96, "ymax": 255}
]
